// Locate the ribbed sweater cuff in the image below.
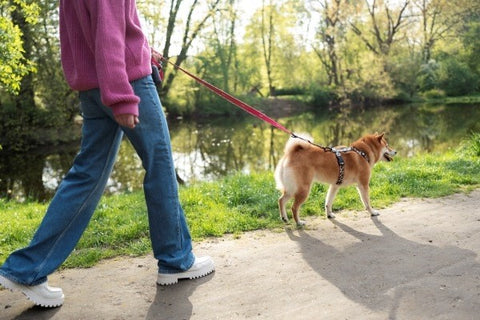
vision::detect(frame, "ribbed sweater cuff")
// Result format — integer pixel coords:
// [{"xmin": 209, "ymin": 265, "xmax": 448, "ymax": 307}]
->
[{"xmin": 111, "ymin": 101, "xmax": 139, "ymax": 116}]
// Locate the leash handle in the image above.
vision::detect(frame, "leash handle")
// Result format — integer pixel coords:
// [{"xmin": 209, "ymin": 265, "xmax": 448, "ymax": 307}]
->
[{"xmin": 158, "ymin": 54, "xmax": 292, "ymax": 135}]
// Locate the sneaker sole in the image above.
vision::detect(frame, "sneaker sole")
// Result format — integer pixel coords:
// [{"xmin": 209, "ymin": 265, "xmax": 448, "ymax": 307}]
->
[
  {"xmin": 157, "ymin": 266, "xmax": 215, "ymax": 286},
  {"xmin": 0, "ymin": 275, "xmax": 64, "ymax": 308}
]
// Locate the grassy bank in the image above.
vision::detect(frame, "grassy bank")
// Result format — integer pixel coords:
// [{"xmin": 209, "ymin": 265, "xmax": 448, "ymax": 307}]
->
[{"xmin": 1, "ymin": 138, "xmax": 479, "ymax": 269}]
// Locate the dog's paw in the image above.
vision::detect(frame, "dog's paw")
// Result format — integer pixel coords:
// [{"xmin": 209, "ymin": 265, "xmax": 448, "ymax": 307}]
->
[
  {"xmin": 296, "ymin": 220, "xmax": 306, "ymax": 227},
  {"xmin": 281, "ymin": 217, "xmax": 289, "ymax": 223},
  {"xmin": 370, "ymin": 210, "xmax": 380, "ymax": 216},
  {"xmin": 327, "ymin": 213, "xmax": 336, "ymax": 219}
]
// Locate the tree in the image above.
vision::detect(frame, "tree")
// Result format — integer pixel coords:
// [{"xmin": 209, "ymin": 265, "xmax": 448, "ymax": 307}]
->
[
  {"xmin": 412, "ymin": 0, "xmax": 478, "ymax": 63},
  {"xmin": 350, "ymin": 0, "xmax": 410, "ymax": 57},
  {"xmin": 243, "ymin": 0, "xmax": 300, "ymax": 97},
  {"xmin": 0, "ymin": 0, "xmax": 38, "ymax": 95},
  {"xmin": 33, "ymin": 0, "xmax": 78, "ymax": 124},
  {"xmin": 462, "ymin": 19, "xmax": 480, "ymax": 78},
  {"xmin": 260, "ymin": 0, "xmax": 275, "ymax": 95},
  {"xmin": 309, "ymin": 0, "xmax": 353, "ymax": 86},
  {"xmin": 136, "ymin": 0, "xmax": 167, "ymax": 47},
  {"xmin": 0, "ymin": 1, "xmax": 82, "ymax": 152},
  {"xmin": 209, "ymin": 0, "xmax": 238, "ymax": 92},
  {"xmin": 160, "ymin": 0, "xmax": 222, "ymax": 98},
  {"xmin": 0, "ymin": 0, "xmax": 40, "ymax": 151}
]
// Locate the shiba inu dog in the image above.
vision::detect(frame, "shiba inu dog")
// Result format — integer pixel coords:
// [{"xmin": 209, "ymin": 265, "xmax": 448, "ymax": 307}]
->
[{"xmin": 274, "ymin": 133, "xmax": 396, "ymax": 225}]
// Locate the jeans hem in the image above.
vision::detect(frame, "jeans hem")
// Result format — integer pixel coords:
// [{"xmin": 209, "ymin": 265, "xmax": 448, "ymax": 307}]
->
[
  {"xmin": 157, "ymin": 254, "xmax": 195, "ymax": 274},
  {"xmin": 0, "ymin": 269, "xmax": 47, "ymax": 286}
]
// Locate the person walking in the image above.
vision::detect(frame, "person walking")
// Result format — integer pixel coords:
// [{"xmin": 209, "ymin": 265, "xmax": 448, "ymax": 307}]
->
[{"xmin": 0, "ymin": 0, "xmax": 214, "ymax": 308}]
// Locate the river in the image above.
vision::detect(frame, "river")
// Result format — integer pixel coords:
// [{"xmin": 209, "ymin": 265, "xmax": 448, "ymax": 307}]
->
[{"xmin": 1, "ymin": 103, "xmax": 479, "ymax": 202}]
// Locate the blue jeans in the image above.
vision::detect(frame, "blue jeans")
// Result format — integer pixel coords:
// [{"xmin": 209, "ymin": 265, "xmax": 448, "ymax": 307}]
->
[{"xmin": 0, "ymin": 75, "xmax": 194, "ymax": 285}]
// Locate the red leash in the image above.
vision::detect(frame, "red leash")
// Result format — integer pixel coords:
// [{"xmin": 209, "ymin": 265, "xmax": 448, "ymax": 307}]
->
[
  {"xmin": 153, "ymin": 52, "xmax": 367, "ymax": 185},
  {"xmin": 157, "ymin": 54, "xmax": 293, "ymax": 135}
]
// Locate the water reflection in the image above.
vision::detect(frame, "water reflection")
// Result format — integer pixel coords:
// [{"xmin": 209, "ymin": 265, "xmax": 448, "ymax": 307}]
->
[{"xmin": 1, "ymin": 104, "xmax": 479, "ymax": 201}]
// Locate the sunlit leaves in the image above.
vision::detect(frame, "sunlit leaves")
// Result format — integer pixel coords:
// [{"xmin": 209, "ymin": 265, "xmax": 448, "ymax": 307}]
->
[{"xmin": 0, "ymin": 0, "xmax": 39, "ymax": 95}]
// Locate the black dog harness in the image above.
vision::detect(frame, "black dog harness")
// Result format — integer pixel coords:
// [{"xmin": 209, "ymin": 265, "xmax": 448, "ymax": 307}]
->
[
  {"xmin": 332, "ymin": 147, "xmax": 370, "ymax": 185},
  {"xmin": 289, "ymin": 134, "xmax": 370, "ymax": 185}
]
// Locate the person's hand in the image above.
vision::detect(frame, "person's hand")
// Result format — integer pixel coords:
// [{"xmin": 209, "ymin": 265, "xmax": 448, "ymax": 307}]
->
[
  {"xmin": 151, "ymin": 48, "xmax": 163, "ymax": 64},
  {"xmin": 114, "ymin": 114, "xmax": 139, "ymax": 129}
]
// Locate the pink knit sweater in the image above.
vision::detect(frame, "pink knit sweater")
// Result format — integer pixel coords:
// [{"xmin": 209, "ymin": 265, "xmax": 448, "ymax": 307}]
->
[{"xmin": 59, "ymin": 0, "xmax": 152, "ymax": 116}]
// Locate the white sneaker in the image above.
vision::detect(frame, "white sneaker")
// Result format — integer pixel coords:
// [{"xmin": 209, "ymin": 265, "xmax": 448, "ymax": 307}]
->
[
  {"xmin": 157, "ymin": 256, "xmax": 215, "ymax": 285},
  {"xmin": 0, "ymin": 274, "xmax": 64, "ymax": 307}
]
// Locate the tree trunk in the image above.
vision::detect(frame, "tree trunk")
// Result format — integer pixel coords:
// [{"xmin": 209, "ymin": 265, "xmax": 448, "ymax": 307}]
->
[{"xmin": 160, "ymin": 0, "xmax": 221, "ymax": 98}]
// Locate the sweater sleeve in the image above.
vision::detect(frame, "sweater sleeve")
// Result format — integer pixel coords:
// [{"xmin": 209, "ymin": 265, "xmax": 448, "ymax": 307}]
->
[{"xmin": 88, "ymin": 0, "xmax": 139, "ymax": 116}]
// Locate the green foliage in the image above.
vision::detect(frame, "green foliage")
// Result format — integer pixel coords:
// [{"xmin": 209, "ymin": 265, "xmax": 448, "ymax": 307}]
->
[
  {"xmin": 462, "ymin": 20, "xmax": 480, "ymax": 77},
  {"xmin": 388, "ymin": 54, "xmax": 422, "ymax": 99},
  {"xmin": 422, "ymin": 89, "xmax": 446, "ymax": 100},
  {"xmin": 309, "ymin": 86, "xmax": 336, "ymax": 110},
  {"xmin": 464, "ymin": 132, "xmax": 480, "ymax": 156},
  {"xmin": 3, "ymin": 0, "xmax": 40, "ymax": 24},
  {"xmin": 0, "ymin": 16, "xmax": 35, "ymax": 94},
  {"xmin": 0, "ymin": 102, "xmax": 35, "ymax": 151},
  {"xmin": 416, "ymin": 55, "xmax": 479, "ymax": 98},
  {"xmin": 0, "ymin": 0, "xmax": 40, "ymax": 94},
  {"xmin": 417, "ymin": 60, "xmax": 440, "ymax": 92},
  {"xmin": 0, "ymin": 0, "xmax": 79, "ymax": 151},
  {"xmin": 0, "ymin": 0, "xmax": 479, "ymax": 143},
  {"xmin": 437, "ymin": 57, "xmax": 479, "ymax": 96}
]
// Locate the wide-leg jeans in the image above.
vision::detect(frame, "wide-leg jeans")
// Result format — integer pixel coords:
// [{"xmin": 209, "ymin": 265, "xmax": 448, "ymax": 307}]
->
[{"xmin": 0, "ymin": 75, "xmax": 194, "ymax": 285}]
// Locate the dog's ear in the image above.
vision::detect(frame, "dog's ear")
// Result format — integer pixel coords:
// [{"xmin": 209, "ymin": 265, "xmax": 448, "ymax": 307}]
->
[{"xmin": 377, "ymin": 132, "xmax": 385, "ymax": 142}]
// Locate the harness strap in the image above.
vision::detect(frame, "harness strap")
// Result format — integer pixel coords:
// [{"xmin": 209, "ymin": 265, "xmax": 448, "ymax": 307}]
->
[
  {"xmin": 334, "ymin": 151, "xmax": 345, "ymax": 185},
  {"xmin": 332, "ymin": 147, "xmax": 369, "ymax": 185},
  {"xmin": 351, "ymin": 147, "xmax": 369, "ymax": 163}
]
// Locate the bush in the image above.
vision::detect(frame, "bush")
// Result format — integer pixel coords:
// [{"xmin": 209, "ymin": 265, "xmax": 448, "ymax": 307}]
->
[
  {"xmin": 390, "ymin": 90, "xmax": 415, "ymax": 103},
  {"xmin": 309, "ymin": 86, "xmax": 336, "ymax": 110},
  {"xmin": 273, "ymin": 87, "xmax": 306, "ymax": 96},
  {"xmin": 417, "ymin": 60, "xmax": 440, "ymax": 92},
  {"xmin": 466, "ymin": 132, "xmax": 480, "ymax": 156},
  {"xmin": 422, "ymin": 89, "xmax": 446, "ymax": 100},
  {"xmin": 438, "ymin": 58, "xmax": 479, "ymax": 96}
]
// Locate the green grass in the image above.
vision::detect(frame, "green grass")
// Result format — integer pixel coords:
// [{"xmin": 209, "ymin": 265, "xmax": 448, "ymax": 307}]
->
[{"xmin": 1, "ymin": 138, "xmax": 479, "ymax": 269}]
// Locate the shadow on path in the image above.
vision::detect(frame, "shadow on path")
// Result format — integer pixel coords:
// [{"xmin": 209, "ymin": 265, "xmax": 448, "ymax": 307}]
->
[
  {"xmin": 287, "ymin": 217, "xmax": 479, "ymax": 319},
  {"xmin": 12, "ymin": 305, "xmax": 60, "ymax": 320},
  {"xmin": 145, "ymin": 273, "xmax": 214, "ymax": 320}
]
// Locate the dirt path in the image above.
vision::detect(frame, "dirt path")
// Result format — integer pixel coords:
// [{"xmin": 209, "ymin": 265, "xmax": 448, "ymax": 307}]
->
[{"xmin": 1, "ymin": 190, "xmax": 480, "ymax": 320}]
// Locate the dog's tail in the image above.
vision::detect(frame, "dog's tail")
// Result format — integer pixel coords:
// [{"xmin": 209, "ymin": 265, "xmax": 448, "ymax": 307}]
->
[
  {"xmin": 275, "ymin": 133, "xmax": 312, "ymax": 191},
  {"xmin": 274, "ymin": 158, "xmax": 285, "ymax": 191}
]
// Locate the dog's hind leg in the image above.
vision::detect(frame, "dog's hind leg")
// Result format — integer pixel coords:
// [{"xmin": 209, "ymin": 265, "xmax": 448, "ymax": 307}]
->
[
  {"xmin": 356, "ymin": 184, "xmax": 379, "ymax": 216},
  {"xmin": 292, "ymin": 188, "xmax": 309, "ymax": 226},
  {"xmin": 278, "ymin": 192, "xmax": 292, "ymax": 223},
  {"xmin": 325, "ymin": 185, "xmax": 340, "ymax": 218}
]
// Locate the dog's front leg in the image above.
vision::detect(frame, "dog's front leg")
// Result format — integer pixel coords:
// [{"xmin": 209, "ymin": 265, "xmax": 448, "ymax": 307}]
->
[
  {"xmin": 356, "ymin": 184, "xmax": 379, "ymax": 216},
  {"xmin": 325, "ymin": 185, "xmax": 340, "ymax": 218}
]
